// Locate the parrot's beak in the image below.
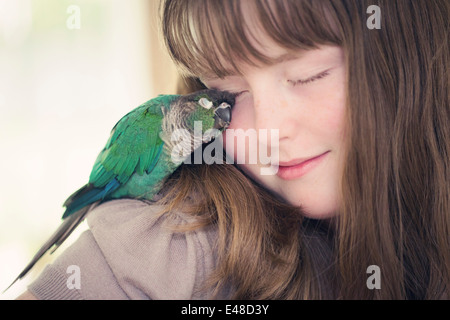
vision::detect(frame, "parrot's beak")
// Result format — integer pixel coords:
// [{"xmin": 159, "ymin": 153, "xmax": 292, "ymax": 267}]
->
[{"xmin": 214, "ymin": 103, "xmax": 232, "ymax": 129}]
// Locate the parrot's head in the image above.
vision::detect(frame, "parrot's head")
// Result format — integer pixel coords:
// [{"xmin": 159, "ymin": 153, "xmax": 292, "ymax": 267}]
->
[
  {"xmin": 191, "ymin": 89, "xmax": 234, "ymax": 129},
  {"xmin": 161, "ymin": 89, "xmax": 236, "ymax": 163},
  {"xmin": 169, "ymin": 88, "xmax": 235, "ymax": 135},
  {"xmin": 184, "ymin": 89, "xmax": 235, "ymax": 142}
]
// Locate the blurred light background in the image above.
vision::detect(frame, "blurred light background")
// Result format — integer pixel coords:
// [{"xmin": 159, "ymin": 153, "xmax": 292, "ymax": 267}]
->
[{"xmin": 0, "ymin": 0, "xmax": 178, "ymax": 299}]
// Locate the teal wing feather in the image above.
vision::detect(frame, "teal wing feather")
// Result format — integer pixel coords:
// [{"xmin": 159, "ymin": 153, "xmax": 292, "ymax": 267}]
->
[
  {"xmin": 3, "ymin": 94, "xmax": 181, "ymax": 292},
  {"xmin": 89, "ymin": 95, "xmax": 179, "ymax": 188}
]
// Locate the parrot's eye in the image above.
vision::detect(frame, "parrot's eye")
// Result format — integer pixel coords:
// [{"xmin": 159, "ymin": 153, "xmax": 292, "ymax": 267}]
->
[
  {"xmin": 218, "ymin": 102, "xmax": 230, "ymax": 109},
  {"xmin": 199, "ymin": 97, "xmax": 213, "ymax": 109}
]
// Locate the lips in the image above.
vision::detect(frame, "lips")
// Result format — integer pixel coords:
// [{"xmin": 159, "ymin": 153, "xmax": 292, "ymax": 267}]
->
[{"xmin": 276, "ymin": 151, "xmax": 330, "ymax": 180}]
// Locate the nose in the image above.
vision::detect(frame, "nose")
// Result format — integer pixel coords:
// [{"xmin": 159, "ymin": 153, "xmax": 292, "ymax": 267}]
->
[{"xmin": 252, "ymin": 88, "xmax": 297, "ymax": 141}]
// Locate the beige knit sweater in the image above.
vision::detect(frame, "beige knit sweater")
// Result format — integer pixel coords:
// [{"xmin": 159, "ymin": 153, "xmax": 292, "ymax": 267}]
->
[{"xmin": 28, "ymin": 199, "xmax": 227, "ymax": 300}]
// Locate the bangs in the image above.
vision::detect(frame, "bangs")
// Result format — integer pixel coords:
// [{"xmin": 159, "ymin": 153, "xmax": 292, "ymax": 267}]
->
[{"xmin": 161, "ymin": 0, "xmax": 343, "ymax": 78}]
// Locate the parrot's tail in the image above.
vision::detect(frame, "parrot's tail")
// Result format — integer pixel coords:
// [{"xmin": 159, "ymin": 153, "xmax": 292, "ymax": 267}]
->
[
  {"xmin": 3, "ymin": 204, "xmax": 94, "ymax": 293},
  {"xmin": 62, "ymin": 180, "xmax": 120, "ymax": 219}
]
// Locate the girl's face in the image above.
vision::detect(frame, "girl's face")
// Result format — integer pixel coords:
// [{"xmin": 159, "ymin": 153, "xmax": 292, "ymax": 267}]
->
[{"xmin": 201, "ymin": 36, "xmax": 347, "ymax": 219}]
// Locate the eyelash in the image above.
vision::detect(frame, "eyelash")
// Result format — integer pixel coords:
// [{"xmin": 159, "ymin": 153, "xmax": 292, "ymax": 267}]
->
[
  {"xmin": 234, "ymin": 91, "xmax": 247, "ymax": 98},
  {"xmin": 207, "ymin": 69, "xmax": 331, "ymax": 96},
  {"xmin": 289, "ymin": 69, "xmax": 331, "ymax": 86}
]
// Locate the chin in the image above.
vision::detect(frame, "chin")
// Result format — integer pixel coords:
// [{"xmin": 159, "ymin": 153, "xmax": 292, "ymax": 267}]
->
[
  {"xmin": 287, "ymin": 197, "xmax": 339, "ymax": 220},
  {"xmin": 300, "ymin": 208, "xmax": 338, "ymax": 220}
]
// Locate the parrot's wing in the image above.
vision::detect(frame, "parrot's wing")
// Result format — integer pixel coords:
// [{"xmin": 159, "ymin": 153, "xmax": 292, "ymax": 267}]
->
[
  {"xmin": 61, "ymin": 103, "xmax": 166, "ymax": 219},
  {"xmin": 89, "ymin": 102, "xmax": 166, "ymax": 188},
  {"xmin": 4, "ymin": 96, "xmax": 180, "ymax": 292},
  {"xmin": 5, "ymin": 109, "xmax": 165, "ymax": 291}
]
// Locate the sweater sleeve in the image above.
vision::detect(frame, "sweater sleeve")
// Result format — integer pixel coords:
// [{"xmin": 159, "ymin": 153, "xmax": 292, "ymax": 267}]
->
[{"xmin": 28, "ymin": 199, "xmax": 220, "ymax": 300}]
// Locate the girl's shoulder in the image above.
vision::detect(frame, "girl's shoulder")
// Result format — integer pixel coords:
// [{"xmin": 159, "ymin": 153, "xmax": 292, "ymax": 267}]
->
[{"xmin": 28, "ymin": 199, "xmax": 220, "ymax": 300}]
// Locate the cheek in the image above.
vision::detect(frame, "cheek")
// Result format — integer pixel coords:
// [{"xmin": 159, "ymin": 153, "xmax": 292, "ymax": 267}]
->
[
  {"xmin": 329, "ymin": 98, "xmax": 347, "ymax": 143},
  {"xmin": 318, "ymin": 97, "xmax": 346, "ymax": 138},
  {"xmin": 227, "ymin": 99, "xmax": 253, "ymax": 131},
  {"xmin": 310, "ymin": 75, "xmax": 347, "ymax": 142}
]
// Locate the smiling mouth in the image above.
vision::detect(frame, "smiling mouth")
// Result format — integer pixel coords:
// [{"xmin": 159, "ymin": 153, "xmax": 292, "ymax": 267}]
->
[{"xmin": 276, "ymin": 151, "xmax": 330, "ymax": 180}]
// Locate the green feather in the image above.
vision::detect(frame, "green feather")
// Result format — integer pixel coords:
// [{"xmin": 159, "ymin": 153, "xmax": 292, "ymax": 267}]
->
[
  {"xmin": 187, "ymin": 107, "xmax": 216, "ymax": 133},
  {"xmin": 89, "ymin": 95, "xmax": 179, "ymax": 188}
]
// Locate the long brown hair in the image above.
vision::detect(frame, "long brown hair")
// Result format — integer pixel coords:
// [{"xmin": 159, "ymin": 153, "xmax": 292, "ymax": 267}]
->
[{"xmin": 159, "ymin": 0, "xmax": 449, "ymax": 299}]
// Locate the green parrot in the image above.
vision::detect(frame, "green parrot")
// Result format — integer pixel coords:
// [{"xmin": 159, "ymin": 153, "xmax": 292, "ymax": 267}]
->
[{"xmin": 6, "ymin": 89, "xmax": 235, "ymax": 290}]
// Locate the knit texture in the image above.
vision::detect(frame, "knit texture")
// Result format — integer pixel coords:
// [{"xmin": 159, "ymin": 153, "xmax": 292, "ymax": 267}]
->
[{"xmin": 28, "ymin": 199, "xmax": 224, "ymax": 300}]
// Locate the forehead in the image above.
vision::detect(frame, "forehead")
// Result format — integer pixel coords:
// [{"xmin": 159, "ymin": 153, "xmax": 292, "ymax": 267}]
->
[
  {"xmin": 165, "ymin": 0, "xmax": 341, "ymax": 79},
  {"xmin": 198, "ymin": 33, "xmax": 312, "ymax": 79}
]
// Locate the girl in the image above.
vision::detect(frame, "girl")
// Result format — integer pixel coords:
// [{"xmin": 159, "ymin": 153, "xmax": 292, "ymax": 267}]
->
[{"xmin": 18, "ymin": 0, "xmax": 449, "ymax": 299}]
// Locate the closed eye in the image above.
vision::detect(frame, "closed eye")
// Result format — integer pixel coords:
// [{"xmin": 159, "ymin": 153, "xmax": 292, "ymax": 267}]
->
[
  {"xmin": 288, "ymin": 69, "xmax": 332, "ymax": 86},
  {"xmin": 234, "ymin": 90, "xmax": 249, "ymax": 98}
]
